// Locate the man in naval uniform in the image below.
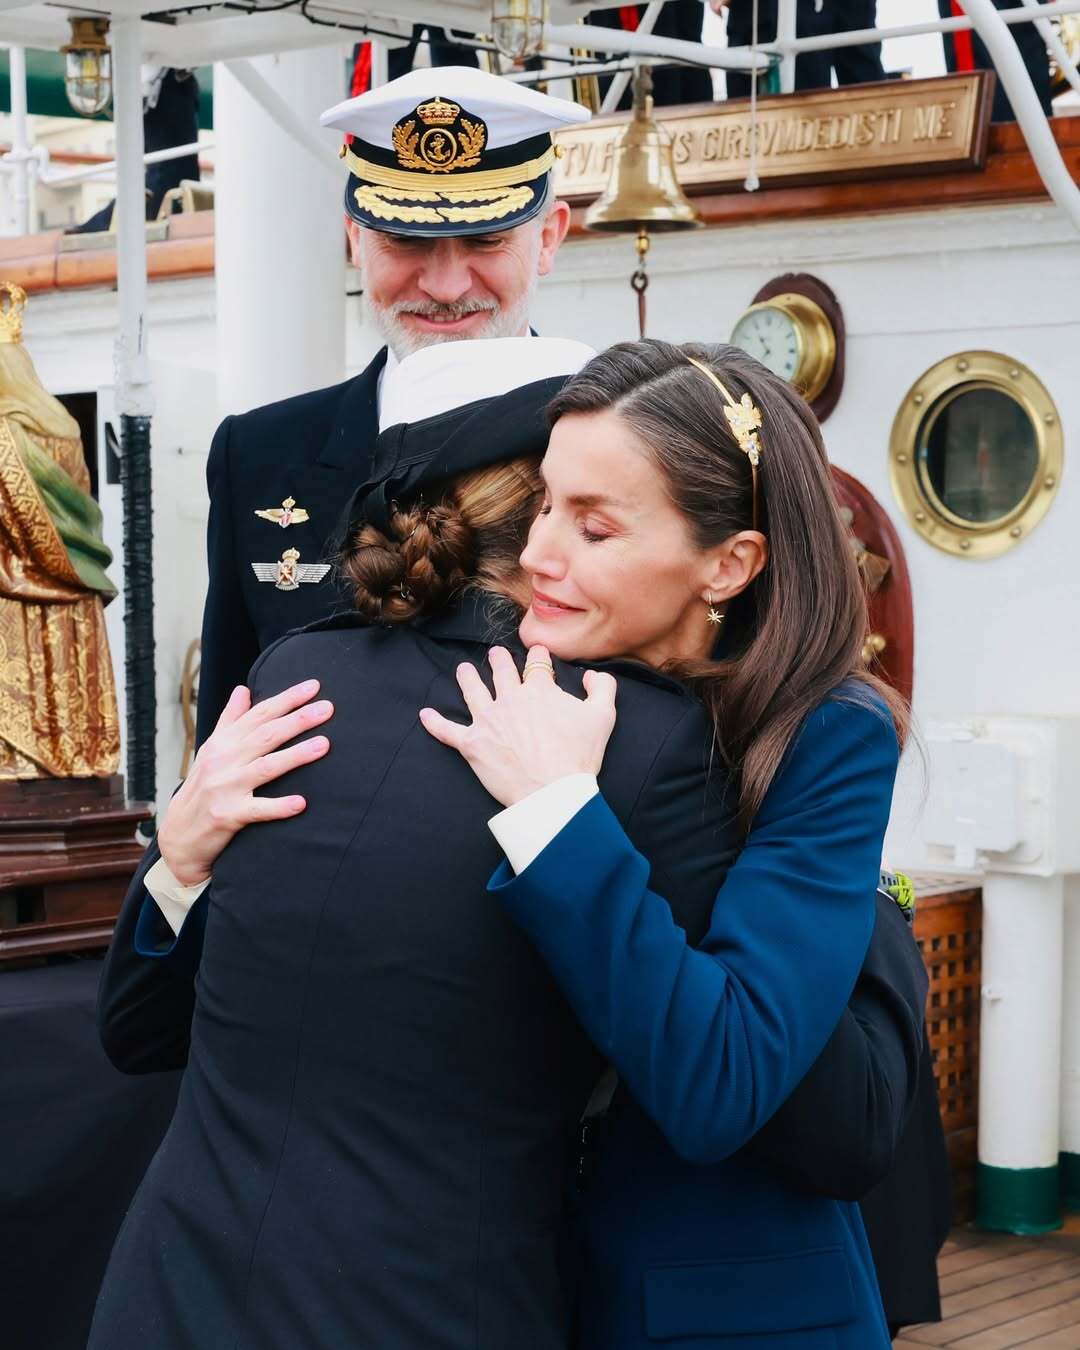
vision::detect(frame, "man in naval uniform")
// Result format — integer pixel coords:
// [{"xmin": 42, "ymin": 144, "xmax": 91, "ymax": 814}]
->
[{"xmin": 196, "ymin": 66, "xmax": 589, "ymax": 746}]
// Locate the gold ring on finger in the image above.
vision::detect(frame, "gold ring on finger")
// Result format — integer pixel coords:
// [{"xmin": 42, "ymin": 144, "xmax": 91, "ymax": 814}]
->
[{"xmin": 522, "ymin": 661, "xmax": 556, "ymax": 681}]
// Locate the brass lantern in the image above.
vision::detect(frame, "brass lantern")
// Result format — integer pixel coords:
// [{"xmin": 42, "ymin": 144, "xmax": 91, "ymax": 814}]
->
[
  {"xmin": 62, "ymin": 16, "xmax": 112, "ymax": 117},
  {"xmin": 585, "ymin": 66, "xmax": 702, "ymax": 336},
  {"xmin": 492, "ymin": 0, "xmax": 546, "ymax": 63}
]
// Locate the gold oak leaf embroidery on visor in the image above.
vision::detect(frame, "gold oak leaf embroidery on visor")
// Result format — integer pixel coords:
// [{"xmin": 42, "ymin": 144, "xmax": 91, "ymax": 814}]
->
[{"xmin": 354, "ymin": 183, "xmax": 535, "ymax": 225}]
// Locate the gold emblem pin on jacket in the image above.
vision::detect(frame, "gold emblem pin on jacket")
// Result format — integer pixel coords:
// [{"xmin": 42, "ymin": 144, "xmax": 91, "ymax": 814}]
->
[
  {"xmin": 254, "ymin": 496, "xmax": 310, "ymax": 528},
  {"xmin": 251, "ymin": 548, "xmax": 330, "ymax": 592}
]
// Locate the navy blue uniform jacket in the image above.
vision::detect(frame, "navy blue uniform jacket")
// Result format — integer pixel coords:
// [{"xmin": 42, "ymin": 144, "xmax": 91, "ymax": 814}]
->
[{"xmin": 196, "ymin": 349, "xmax": 388, "ymax": 746}]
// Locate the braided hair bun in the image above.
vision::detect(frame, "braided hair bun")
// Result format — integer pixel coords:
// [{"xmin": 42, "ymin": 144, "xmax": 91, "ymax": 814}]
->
[{"xmin": 341, "ymin": 458, "xmax": 541, "ymax": 624}]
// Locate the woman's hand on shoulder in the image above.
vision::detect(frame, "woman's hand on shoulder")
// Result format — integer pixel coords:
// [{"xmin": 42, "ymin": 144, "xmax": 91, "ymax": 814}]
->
[
  {"xmin": 419, "ymin": 645, "xmax": 617, "ymax": 807},
  {"xmin": 158, "ymin": 681, "xmax": 333, "ymax": 885}
]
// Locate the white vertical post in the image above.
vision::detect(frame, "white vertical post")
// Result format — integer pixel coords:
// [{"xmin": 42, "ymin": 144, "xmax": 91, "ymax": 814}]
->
[
  {"xmin": 543, "ymin": 40, "xmax": 577, "ymax": 105},
  {"xmin": 1061, "ymin": 874, "xmax": 1080, "ymax": 1211},
  {"xmin": 977, "ymin": 872, "xmax": 1064, "ymax": 1232},
  {"xmin": 214, "ymin": 48, "xmax": 345, "ymax": 416},
  {"xmin": 777, "ymin": 0, "xmax": 798, "ymax": 93},
  {"xmin": 370, "ymin": 40, "xmax": 388, "ymax": 90},
  {"xmin": 112, "ymin": 16, "xmax": 152, "ymax": 419},
  {"xmin": 8, "ymin": 46, "xmax": 31, "ymax": 236},
  {"xmin": 111, "ymin": 16, "xmax": 158, "ymax": 813}
]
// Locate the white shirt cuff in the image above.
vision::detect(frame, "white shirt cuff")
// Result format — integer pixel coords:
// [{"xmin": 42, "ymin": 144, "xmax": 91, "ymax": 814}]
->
[
  {"xmin": 145, "ymin": 856, "xmax": 211, "ymax": 936},
  {"xmin": 488, "ymin": 774, "xmax": 599, "ymax": 875}
]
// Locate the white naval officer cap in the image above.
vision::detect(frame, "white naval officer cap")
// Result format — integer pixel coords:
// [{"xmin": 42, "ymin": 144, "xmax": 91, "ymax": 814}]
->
[
  {"xmin": 379, "ymin": 336, "xmax": 597, "ymax": 433},
  {"xmin": 320, "ymin": 66, "xmax": 590, "ymax": 239}
]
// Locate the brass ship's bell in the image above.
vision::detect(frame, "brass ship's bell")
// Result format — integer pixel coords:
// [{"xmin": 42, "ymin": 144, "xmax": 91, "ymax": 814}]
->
[
  {"xmin": 585, "ymin": 66, "xmax": 702, "ymax": 336},
  {"xmin": 585, "ymin": 66, "xmax": 703, "ymax": 236}
]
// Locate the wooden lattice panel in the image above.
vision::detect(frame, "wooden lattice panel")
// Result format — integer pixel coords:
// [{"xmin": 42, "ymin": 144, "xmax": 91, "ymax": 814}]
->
[{"xmin": 913, "ymin": 888, "xmax": 983, "ymax": 1220}]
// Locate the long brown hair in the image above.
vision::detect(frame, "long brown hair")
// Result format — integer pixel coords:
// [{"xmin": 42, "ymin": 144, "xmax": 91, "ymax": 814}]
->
[
  {"xmin": 340, "ymin": 458, "xmax": 540, "ymax": 623},
  {"xmin": 547, "ymin": 339, "xmax": 908, "ymax": 832}
]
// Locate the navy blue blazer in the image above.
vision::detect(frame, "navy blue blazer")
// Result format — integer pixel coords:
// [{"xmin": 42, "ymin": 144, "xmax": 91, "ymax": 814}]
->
[{"xmin": 490, "ymin": 694, "xmax": 900, "ymax": 1349}]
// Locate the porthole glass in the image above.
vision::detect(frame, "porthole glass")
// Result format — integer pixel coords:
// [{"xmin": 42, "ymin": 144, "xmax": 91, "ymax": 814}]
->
[
  {"xmin": 918, "ymin": 385, "xmax": 1039, "ymax": 526},
  {"xmin": 889, "ymin": 353, "xmax": 1062, "ymax": 560}
]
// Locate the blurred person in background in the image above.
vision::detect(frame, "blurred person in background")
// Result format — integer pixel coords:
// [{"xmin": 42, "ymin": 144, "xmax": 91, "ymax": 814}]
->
[
  {"xmin": 937, "ymin": 0, "xmax": 1053, "ymax": 121},
  {"xmin": 68, "ymin": 67, "xmax": 200, "ymax": 234},
  {"xmin": 714, "ymin": 1, "xmax": 885, "ymax": 97},
  {"xmin": 589, "ymin": 3, "xmax": 716, "ymax": 106}
]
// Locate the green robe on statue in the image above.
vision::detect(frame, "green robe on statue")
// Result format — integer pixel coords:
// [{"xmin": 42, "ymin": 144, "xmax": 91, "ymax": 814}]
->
[{"xmin": 0, "ymin": 281, "xmax": 120, "ymax": 780}]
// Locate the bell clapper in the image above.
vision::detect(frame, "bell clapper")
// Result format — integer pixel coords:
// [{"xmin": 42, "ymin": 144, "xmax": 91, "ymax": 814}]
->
[{"xmin": 631, "ymin": 228, "xmax": 650, "ymax": 338}]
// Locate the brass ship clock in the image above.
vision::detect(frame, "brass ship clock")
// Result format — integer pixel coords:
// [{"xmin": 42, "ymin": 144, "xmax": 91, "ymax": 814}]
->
[{"xmin": 730, "ymin": 273, "xmax": 845, "ymax": 422}]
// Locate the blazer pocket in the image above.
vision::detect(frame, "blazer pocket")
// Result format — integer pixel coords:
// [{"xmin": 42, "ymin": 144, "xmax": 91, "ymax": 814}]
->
[{"xmin": 643, "ymin": 1248, "xmax": 855, "ymax": 1340}]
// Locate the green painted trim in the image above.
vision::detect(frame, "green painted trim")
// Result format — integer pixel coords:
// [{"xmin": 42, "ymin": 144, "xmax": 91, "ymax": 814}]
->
[
  {"xmin": 1061, "ymin": 1152, "xmax": 1080, "ymax": 1212},
  {"xmin": 0, "ymin": 52, "xmax": 213, "ymax": 128},
  {"xmin": 976, "ymin": 1162, "xmax": 1062, "ymax": 1234},
  {"xmin": 0, "ymin": 49, "xmax": 106, "ymax": 121}
]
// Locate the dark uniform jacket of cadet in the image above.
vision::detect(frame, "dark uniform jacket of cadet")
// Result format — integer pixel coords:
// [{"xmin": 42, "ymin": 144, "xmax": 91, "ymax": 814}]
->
[
  {"xmin": 195, "ymin": 347, "xmax": 389, "ymax": 746},
  {"xmin": 90, "ymin": 600, "xmax": 733, "ymax": 1349},
  {"xmin": 93, "ymin": 581, "xmax": 926, "ymax": 1350}
]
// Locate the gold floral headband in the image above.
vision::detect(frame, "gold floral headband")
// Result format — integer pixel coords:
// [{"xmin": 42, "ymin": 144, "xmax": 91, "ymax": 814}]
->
[{"xmin": 685, "ymin": 356, "xmax": 762, "ymax": 531}]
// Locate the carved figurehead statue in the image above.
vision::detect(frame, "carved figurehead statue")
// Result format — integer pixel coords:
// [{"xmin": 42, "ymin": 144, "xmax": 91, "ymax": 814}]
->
[{"xmin": 0, "ymin": 282, "xmax": 120, "ymax": 779}]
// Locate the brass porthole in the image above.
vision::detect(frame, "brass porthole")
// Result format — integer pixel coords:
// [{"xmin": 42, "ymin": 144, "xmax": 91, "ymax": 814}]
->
[{"xmin": 889, "ymin": 351, "xmax": 1063, "ymax": 559}]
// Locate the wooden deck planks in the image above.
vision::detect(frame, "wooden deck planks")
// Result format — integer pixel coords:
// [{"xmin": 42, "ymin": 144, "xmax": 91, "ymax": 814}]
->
[
  {"xmin": 937, "ymin": 1240, "xmax": 1040, "ymax": 1278},
  {"xmin": 902, "ymin": 1275, "xmax": 1080, "ymax": 1344},
  {"xmin": 894, "ymin": 1228, "xmax": 1080, "ymax": 1349},
  {"xmin": 942, "ymin": 1258, "xmax": 1080, "ymax": 1320},
  {"xmin": 947, "ymin": 1295, "xmax": 1080, "ymax": 1348},
  {"xmin": 939, "ymin": 1248, "xmax": 1065, "ymax": 1298}
]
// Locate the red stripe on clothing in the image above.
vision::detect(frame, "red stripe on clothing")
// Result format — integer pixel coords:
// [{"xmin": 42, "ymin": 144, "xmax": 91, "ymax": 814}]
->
[
  {"xmin": 351, "ymin": 42, "xmax": 372, "ymax": 96},
  {"xmin": 343, "ymin": 42, "xmax": 372, "ymax": 147},
  {"xmin": 950, "ymin": 1, "xmax": 976, "ymax": 71}
]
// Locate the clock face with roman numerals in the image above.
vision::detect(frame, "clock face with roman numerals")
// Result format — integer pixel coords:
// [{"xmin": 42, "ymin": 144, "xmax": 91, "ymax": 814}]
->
[{"xmin": 730, "ymin": 304, "xmax": 802, "ymax": 384}]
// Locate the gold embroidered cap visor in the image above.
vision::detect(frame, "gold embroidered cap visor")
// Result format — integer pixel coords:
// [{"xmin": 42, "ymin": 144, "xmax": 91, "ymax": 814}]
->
[{"xmin": 338, "ymin": 116, "xmax": 558, "ymax": 237}]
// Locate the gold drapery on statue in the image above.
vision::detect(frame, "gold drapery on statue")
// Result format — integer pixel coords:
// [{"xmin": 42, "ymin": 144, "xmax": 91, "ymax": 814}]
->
[{"xmin": 0, "ymin": 282, "xmax": 121, "ymax": 779}]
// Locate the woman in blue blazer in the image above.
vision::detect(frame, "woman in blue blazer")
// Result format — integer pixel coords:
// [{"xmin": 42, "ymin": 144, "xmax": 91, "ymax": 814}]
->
[{"xmin": 423, "ymin": 340, "xmax": 908, "ymax": 1349}]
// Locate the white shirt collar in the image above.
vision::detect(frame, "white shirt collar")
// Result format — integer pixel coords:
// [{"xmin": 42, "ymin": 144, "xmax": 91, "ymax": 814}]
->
[{"xmin": 377, "ymin": 334, "xmax": 593, "ymax": 432}]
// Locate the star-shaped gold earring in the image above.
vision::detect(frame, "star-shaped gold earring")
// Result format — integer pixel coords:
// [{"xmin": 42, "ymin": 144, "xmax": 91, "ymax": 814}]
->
[{"xmin": 706, "ymin": 592, "xmax": 724, "ymax": 626}]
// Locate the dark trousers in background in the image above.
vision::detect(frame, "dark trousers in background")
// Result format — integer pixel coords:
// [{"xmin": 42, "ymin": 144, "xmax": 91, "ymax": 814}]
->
[
  {"xmin": 726, "ymin": 0, "xmax": 884, "ymax": 98},
  {"xmin": 347, "ymin": 30, "xmax": 478, "ymax": 107},
  {"xmin": 388, "ymin": 27, "xmax": 480, "ymax": 80},
  {"xmin": 938, "ymin": 0, "xmax": 1053, "ymax": 122},
  {"xmin": 589, "ymin": 3, "xmax": 715, "ymax": 108},
  {"xmin": 144, "ymin": 69, "xmax": 201, "ymax": 214}
]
